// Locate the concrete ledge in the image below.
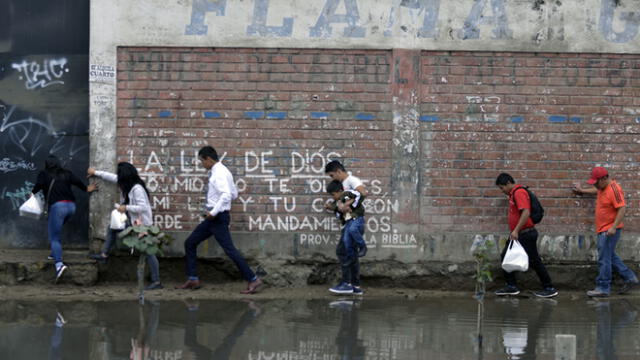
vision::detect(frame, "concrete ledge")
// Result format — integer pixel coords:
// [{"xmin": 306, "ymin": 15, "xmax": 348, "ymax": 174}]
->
[
  {"xmin": 2, "ymin": 249, "xmax": 637, "ymax": 292},
  {"xmin": 0, "ymin": 249, "xmax": 98, "ymax": 286}
]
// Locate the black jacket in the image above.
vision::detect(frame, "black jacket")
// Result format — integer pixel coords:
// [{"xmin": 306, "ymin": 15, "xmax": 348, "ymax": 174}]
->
[{"xmin": 32, "ymin": 170, "xmax": 87, "ymax": 208}]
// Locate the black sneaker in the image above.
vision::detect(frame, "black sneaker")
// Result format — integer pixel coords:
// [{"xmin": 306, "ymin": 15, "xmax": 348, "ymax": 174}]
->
[
  {"xmin": 88, "ymin": 253, "xmax": 108, "ymax": 264},
  {"xmin": 495, "ymin": 286, "xmax": 520, "ymax": 296},
  {"xmin": 533, "ymin": 287, "xmax": 558, "ymax": 298},
  {"xmin": 619, "ymin": 281, "xmax": 639, "ymax": 295},
  {"xmin": 144, "ymin": 282, "xmax": 163, "ymax": 290}
]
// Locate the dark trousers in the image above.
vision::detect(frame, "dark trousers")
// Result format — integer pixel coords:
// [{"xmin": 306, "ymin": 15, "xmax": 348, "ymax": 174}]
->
[
  {"xmin": 336, "ymin": 230, "xmax": 360, "ymax": 286},
  {"xmin": 184, "ymin": 211, "xmax": 256, "ymax": 282},
  {"xmin": 500, "ymin": 228, "xmax": 553, "ymax": 289}
]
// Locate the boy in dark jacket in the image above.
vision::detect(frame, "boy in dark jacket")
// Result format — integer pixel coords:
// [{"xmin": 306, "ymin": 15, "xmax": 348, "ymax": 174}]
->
[{"xmin": 326, "ymin": 180, "xmax": 366, "ymax": 295}]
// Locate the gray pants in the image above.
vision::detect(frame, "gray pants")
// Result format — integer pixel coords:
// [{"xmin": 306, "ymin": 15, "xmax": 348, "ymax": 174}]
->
[{"xmin": 103, "ymin": 228, "xmax": 160, "ymax": 283}]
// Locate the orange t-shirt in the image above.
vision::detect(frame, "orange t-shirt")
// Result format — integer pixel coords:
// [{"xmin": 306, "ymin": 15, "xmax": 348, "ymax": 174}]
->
[{"xmin": 595, "ymin": 180, "xmax": 625, "ymax": 233}]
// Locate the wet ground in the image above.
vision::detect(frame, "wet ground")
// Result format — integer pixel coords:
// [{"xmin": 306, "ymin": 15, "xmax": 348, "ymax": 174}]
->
[{"xmin": 1, "ymin": 287, "xmax": 640, "ymax": 359}]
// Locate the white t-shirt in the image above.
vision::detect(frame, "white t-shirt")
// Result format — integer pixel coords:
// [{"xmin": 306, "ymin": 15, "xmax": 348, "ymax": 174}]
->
[{"xmin": 342, "ymin": 175, "xmax": 363, "ymax": 192}]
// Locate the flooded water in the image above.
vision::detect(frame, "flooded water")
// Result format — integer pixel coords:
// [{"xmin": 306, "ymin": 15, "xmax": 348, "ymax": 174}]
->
[{"xmin": 1, "ymin": 296, "xmax": 640, "ymax": 359}]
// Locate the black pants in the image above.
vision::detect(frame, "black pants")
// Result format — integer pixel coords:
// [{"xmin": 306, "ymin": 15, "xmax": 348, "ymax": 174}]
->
[
  {"xmin": 183, "ymin": 211, "xmax": 256, "ymax": 282},
  {"xmin": 500, "ymin": 229, "xmax": 553, "ymax": 289}
]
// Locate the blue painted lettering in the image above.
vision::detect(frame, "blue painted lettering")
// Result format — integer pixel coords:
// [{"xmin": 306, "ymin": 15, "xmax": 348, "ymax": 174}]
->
[
  {"xmin": 599, "ymin": 0, "xmax": 640, "ymax": 43},
  {"xmin": 309, "ymin": 0, "xmax": 366, "ymax": 38},
  {"xmin": 384, "ymin": 0, "xmax": 441, "ymax": 38},
  {"xmin": 247, "ymin": 0, "xmax": 294, "ymax": 37},
  {"xmin": 417, "ymin": 0, "xmax": 441, "ymax": 38},
  {"xmin": 458, "ymin": 0, "xmax": 512, "ymax": 40},
  {"xmin": 185, "ymin": 0, "xmax": 227, "ymax": 36}
]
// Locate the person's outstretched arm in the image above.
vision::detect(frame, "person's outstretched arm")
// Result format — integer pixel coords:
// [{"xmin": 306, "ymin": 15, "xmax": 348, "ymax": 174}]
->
[
  {"xmin": 88, "ymin": 167, "xmax": 118, "ymax": 183},
  {"xmin": 573, "ymin": 183, "xmax": 597, "ymax": 195}
]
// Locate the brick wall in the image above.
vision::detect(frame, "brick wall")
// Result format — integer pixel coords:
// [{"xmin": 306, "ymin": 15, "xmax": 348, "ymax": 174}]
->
[
  {"xmin": 116, "ymin": 48, "xmax": 395, "ymax": 240},
  {"xmin": 116, "ymin": 47, "xmax": 640, "ymax": 244},
  {"xmin": 420, "ymin": 52, "xmax": 640, "ymax": 235}
]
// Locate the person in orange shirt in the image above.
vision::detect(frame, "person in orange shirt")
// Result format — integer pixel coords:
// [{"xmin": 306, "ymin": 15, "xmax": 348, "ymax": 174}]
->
[{"xmin": 573, "ymin": 166, "xmax": 639, "ymax": 297}]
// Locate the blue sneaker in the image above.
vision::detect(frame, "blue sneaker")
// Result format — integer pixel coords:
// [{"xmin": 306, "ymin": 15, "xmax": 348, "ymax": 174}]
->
[
  {"xmin": 54, "ymin": 264, "xmax": 67, "ymax": 284},
  {"xmin": 495, "ymin": 285, "xmax": 520, "ymax": 296},
  {"xmin": 329, "ymin": 282, "xmax": 353, "ymax": 294},
  {"xmin": 352, "ymin": 286, "xmax": 364, "ymax": 295}
]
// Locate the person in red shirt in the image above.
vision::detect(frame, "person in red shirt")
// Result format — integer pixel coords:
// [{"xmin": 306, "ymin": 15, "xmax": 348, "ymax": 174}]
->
[
  {"xmin": 573, "ymin": 166, "xmax": 639, "ymax": 297},
  {"xmin": 495, "ymin": 173, "xmax": 557, "ymax": 298}
]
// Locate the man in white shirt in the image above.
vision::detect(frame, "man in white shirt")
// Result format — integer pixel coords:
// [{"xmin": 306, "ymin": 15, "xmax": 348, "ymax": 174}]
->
[
  {"xmin": 176, "ymin": 146, "xmax": 262, "ymax": 293},
  {"xmin": 324, "ymin": 160, "xmax": 368, "ymax": 295}
]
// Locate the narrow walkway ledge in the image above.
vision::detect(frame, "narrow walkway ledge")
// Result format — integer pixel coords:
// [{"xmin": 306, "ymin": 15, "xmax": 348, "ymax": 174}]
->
[
  {"xmin": 2, "ymin": 283, "xmax": 640, "ymax": 302},
  {"xmin": 0, "ymin": 249, "xmax": 98, "ymax": 286}
]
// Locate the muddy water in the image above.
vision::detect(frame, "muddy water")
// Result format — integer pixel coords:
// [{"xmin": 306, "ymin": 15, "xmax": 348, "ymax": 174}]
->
[{"xmin": 1, "ymin": 296, "xmax": 639, "ymax": 359}]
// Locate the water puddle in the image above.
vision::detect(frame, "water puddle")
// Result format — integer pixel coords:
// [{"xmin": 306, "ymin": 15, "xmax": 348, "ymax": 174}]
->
[{"xmin": 1, "ymin": 296, "xmax": 639, "ymax": 359}]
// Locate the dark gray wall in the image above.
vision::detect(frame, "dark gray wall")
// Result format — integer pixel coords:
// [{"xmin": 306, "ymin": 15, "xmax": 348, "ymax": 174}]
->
[{"xmin": 0, "ymin": 0, "xmax": 89, "ymax": 248}]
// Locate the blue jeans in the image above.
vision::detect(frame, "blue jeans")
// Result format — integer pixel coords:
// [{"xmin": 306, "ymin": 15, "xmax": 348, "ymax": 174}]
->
[
  {"xmin": 596, "ymin": 229, "xmax": 638, "ymax": 293},
  {"xmin": 103, "ymin": 228, "xmax": 160, "ymax": 282},
  {"xmin": 336, "ymin": 227, "xmax": 361, "ymax": 287},
  {"xmin": 48, "ymin": 201, "xmax": 76, "ymax": 264},
  {"xmin": 343, "ymin": 217, "xmax": 366, "ymax": 259},
  {"xmin": 48, "ymin": 323, "xmax": 64, "ymax": 360},
  {"xmin": 184, "ymin": 211, "xmax": 256, "ymax": 282}
]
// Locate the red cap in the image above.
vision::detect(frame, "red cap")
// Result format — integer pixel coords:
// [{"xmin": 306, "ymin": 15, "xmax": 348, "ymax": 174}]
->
[{"xmin": 587, "ymin": 166, "xmax": 608, "ymax": 184}]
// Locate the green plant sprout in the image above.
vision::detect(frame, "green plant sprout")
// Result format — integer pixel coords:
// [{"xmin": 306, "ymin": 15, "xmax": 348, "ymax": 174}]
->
[{"xmin": 119, "ymin": 225, "xmax": 173, "ymax": 303}]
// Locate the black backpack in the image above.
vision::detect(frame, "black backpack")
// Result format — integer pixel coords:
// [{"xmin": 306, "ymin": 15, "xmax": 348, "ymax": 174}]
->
[{"xmin": 515, "ymin": 186, "xmax": 544, "ymax": 224}]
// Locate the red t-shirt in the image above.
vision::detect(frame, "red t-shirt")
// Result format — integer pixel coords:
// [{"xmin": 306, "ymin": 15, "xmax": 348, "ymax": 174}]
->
[{"xmin": 508, "ymin": 185, "xmax": 535, "ymax": 232}]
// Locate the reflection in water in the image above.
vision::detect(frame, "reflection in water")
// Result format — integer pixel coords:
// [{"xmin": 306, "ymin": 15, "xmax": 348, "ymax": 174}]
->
[
  {"xmin": 2, "ymin": 297, "xmax": 640, "ymax": 359},
  {"xmin": 498, "ymin": 298, "xmax": 556, "ymax": 360},
  {"xmin": 330, "ymin": 299, "xmax": 366, "ymax": 359},
  {"xmin": 184, "ymin": 299, "xmax": 261, "ymax": 359},
  {"xmin": 594, "ymin": 300, "xmax": 638, "ymax": 360},
  {"xmin": 48, "ymin": 312, "xmax": 66, "ymax": 360},
  {"xmin": 130, "ymin": 302, "xmax": 159, "ymax": 360}
]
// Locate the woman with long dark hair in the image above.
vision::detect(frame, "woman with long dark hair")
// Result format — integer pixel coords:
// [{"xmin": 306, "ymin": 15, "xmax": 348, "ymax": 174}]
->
[
  {"xmin": 87, "ymin": 162, "xmax": 162, "ymax": 290},
  {"xmin": 31, "ymin": 155, "xmax": 97, "ymax": 283}
]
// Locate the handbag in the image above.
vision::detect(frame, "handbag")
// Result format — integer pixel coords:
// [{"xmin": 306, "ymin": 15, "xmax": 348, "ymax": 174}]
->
[{"xmin": 501, "ymin": 239, "xmax": 529, "ymax": 273}]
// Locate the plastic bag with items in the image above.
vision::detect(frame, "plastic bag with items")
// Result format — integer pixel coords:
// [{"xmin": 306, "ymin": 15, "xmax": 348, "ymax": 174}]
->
[
  {"xmin": 110, "ymin": 204, "xmax": 129, "ymax": 230},
  {"xmin": 501, "ymin": 239, "xmax": 529, "ymax": 273},
  {"xmin": 19, "ymin": 195, "xmax": 44, "ymax": 219}
]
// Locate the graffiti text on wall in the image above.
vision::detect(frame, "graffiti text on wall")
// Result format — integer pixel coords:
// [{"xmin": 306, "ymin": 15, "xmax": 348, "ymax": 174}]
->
[
  {"xmin": 1, "ymin": 181, "xmax": 34, "ymax": 210},
  {"xmin": 11, "ymin": 58, "xmax": 69, "ymax": 90},
  {"xmin": 0, "ymin": 158, "xmax": 37, "ymax": 173}
]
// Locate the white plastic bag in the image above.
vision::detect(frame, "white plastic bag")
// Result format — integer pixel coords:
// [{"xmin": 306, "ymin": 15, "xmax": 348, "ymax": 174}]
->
[
  {"xmin": 110, "ymin": 204, "xmax": 128, "ymax": 230},
  {"xmin": 502, "ymin": 327, "xmax": 528, "ymax": 358},
  {"xmin": 501, "ymin": 239, "xmax": 529, "ymax": 273},
  {"xmin": 19, "ymin": 195, "xmax": 44, "ymax": 219}
]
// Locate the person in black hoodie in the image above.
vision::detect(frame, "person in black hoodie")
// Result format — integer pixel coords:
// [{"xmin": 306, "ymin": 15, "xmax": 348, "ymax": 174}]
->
[{"xmin": 31, "ymin": 155, "xmax": 97, "ymax": 282}]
